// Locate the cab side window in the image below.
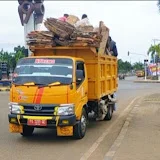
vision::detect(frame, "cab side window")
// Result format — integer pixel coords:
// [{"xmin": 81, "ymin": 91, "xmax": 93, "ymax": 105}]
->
[{"xmin": 76, "ymin": 61, "xmax": 85, "ymax": 86}]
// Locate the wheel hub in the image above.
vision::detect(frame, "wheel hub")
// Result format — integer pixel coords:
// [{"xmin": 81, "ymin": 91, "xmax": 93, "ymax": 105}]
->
[{"xmin": 81, "ymin": 115, "xmax": 86, "ymax": 133}]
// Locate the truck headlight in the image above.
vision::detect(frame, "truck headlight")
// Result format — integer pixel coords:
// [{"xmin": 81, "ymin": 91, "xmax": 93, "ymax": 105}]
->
[
  {"xmin": 9, "ymin": 102, "xmax": 21, "ymax": 114},
  {"xmin": 57, "ymin": 104, "xmax": 75, "ymax": 116}
]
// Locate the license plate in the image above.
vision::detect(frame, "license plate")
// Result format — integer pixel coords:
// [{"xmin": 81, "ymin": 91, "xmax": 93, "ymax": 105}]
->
[{"xmin": 27, "ymin": 119, "xmax": 47, "ymax": 126}]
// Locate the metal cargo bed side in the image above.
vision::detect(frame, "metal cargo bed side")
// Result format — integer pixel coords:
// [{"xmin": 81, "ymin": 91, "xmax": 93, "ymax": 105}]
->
[{"xmin": 30, "ymin": 46, "xmax": 118, "ymax": 101}]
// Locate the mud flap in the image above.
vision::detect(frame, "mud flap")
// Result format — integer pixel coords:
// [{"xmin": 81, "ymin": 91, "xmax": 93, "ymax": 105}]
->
[
  {"xmin": 57, "ymin": 126, "xmax": 73, "ymax": 136},
  {"xmin": 9, "ymin": 123, "xmax": 23, "ymax": 133}
]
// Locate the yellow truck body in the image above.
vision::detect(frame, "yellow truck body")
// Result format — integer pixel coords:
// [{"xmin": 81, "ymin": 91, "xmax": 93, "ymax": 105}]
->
[
  {"xmin": 31, "ymin": 46, "xmax": 117, "ymax": 100},
  {"xmin": 8, "ymin": 46, "xmax": 118, "ymax": 139}
]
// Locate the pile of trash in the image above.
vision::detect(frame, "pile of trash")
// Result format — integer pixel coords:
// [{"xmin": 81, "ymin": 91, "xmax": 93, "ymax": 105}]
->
[
  {"xmin": 27, "ymin": 31, "xmax": 54, "ymax": 46},
  {"xmin": 27, "ymin": 16, "xmax": 108, "ymax": 48}
]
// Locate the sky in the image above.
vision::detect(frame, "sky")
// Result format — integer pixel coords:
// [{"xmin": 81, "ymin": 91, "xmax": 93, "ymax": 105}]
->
[{"xmin": 0, "ymin": 1, "xmax": 160, "ymax": 63}]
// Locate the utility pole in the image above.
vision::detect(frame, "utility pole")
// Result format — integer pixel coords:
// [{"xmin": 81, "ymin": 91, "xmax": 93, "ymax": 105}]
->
[
  {"xmin": 18, "ymin": 0, "xmax": 45, "ymax": 57},
  {"xmin": 153, "ymin": 39, "xmax": 156, "ymax": 63},
  {"xmin": 144, "ymin": 59, "xmax": 148, "ymax": 81}
]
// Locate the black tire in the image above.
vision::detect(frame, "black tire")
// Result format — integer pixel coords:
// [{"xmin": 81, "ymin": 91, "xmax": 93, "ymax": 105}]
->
[
  {"xmin": 74, "ymin": 108, "xmax": 87, "ymax": 139},
  {"xmin": 21, "ymin": 126, "xmax": 34, "ymax": 137},
  {"xmin": 104, "ymin": 104, "xmax": 113, "ymax": 120}
]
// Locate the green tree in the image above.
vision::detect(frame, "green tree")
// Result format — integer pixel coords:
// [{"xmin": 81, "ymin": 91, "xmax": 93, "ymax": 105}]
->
[
  {"xmin": 14, "ymin": 50, "xmax": 25, "ymax": 63},
  {"xmin": 13, "ymin": 45, "xmax": 25, "ymax": 63},
  {"xmin": 118, "ymin": 59, "xmax": 132, "ymax": 73},
  {"xmin": 14, "ymin": 45, "xmax": 25, "ymax": 54},
  {"xmin": 0, "ymin": 49, "xmax": 9, "ymax": 62},
  {"xmin": 0, "ymin": 45, "xmax": 25, "ymax": 74},
  {"xmin": 147, "ymin": 44, "xmax": 160, "ymax": 63},
  {"xmin": 0, "ymin": 49, "xmax": 14, "ymax": 76},
  {"xmin": 132, "ymin": 62, "xmax": 144, "ymax": 71}
]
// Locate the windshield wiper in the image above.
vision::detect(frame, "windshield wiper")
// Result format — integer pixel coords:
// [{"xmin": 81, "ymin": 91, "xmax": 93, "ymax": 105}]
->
[
  {"xmin": 13, "ymin": 81, "xmax": 68, "ymax": 88},
  {"xmin": 48, "ymin": 81, "xmax": 61, "ymax": 86},
  {"xmin": 38, "ymin": 81, "xmax": 68, "ymax": 88},
  {"xmin": 13, "ymin": 82, "xmax": 45, "ymax": 86}
]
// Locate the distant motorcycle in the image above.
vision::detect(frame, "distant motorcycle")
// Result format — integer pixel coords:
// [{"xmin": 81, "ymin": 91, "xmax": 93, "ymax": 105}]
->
[{"xmin": 119, "ymin": 74, "xmax": 125, "ymax": 80}]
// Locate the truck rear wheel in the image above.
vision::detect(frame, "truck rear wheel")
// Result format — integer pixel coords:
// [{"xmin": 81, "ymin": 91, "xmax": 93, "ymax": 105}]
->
[
  {"xmin": 104, "ymin": 104, "xmax": 113, "ymax": 120},
  {"xmin": 21, "ymin": 126, "xmax": 34, "ymax": 137},
  {"xmin": 74, "ymin": 108, "xmax": 87, "ymax": 139}
]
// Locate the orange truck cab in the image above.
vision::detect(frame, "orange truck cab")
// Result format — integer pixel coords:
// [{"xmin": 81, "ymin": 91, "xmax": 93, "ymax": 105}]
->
[{"xmin": 8, "ymin": 46, "xmax": 118, "ymax": 139}]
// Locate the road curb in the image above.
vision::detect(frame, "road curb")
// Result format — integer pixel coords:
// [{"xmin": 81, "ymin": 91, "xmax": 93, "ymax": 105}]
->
[
  {"xmin": 80, "ymin": 97, "xmax": 139, "ymax": 160},
  {"xmin": 134, "ymin": 80, "xmax": 160, "ymax": 83},
  {"xmin": 104, "ymin": 102, "xmax": 140, "ymax": 160}
]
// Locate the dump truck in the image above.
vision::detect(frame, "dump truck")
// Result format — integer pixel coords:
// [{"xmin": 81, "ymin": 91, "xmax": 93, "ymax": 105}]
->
[
  {"xmin": 8, "ymin": 20, "xmax": 118, "ymax": 139},
  {"xmin": 8, "ymin": 46, "xmax": 117, "ymax": 139}
]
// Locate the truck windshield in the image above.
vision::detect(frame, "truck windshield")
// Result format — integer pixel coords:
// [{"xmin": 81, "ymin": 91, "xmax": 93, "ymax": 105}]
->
[{"xmin": 12, "ymin": 58, "xmax": 73, "ymax": 85}]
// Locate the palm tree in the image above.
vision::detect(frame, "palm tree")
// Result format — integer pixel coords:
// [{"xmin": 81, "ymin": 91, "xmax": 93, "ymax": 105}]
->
[
  {"xmin": 148, "ymin": 44, "xmax": 160, "ymax": 77},
  {"xmin": 147, "ymin": 44, "xmax": 160, "ymax": 63}
]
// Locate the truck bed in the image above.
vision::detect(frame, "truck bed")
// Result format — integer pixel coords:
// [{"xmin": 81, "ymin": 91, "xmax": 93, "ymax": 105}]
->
[{"xmin": 30, "ymin": 46, "xmax": 118, "ymax": 100}]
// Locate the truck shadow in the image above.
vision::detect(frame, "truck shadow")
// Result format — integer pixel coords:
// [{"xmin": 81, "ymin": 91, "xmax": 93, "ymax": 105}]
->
[
  {"xmin": 17, "ymin": 116, "xmax": 115, "ymax": 143},
  {"xmin": 17, "ymin": 129, "xmax": 74, "ymax": 144}
]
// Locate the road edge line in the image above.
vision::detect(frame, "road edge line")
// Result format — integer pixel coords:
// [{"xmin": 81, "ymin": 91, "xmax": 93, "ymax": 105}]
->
[
  {"xmin": 104, "ymin": 100, "xmax": 141, "ymax": 160},
  {"xmin": 80, "ymin": 96, "xmax": 140, "ymax": 160}
]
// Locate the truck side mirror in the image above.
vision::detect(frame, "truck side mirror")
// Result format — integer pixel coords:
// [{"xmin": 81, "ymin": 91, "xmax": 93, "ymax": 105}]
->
[{"xmin": 76, "ymin": 70, "xmax": 84, "ymax": 85}]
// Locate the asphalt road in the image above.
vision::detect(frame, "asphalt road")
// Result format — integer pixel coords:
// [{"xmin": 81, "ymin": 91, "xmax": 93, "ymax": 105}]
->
[{"xmin": 0, "ymin": 77, "xmax": 160, "ymax": 160}]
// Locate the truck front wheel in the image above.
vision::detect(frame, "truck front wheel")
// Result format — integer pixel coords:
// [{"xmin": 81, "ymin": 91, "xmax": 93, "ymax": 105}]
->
[
  {"xmin": 21, "ymin": 126, "xmax": 34, "ymax": 137},
  {"xmin": 74, "ymin": 108, "xmax": 87, "ymax": 139}
]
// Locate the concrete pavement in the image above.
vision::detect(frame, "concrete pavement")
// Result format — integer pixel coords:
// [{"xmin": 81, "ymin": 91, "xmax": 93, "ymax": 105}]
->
[{"xmin": 104, "ymin": 93, "xmax": 160, "ymax": 160}]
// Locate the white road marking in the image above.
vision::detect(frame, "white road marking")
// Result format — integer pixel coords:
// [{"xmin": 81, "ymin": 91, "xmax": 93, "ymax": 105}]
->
[
  {"xmin": 80, "ymin": 97, "xmax": 140, "ymax": 160},
  {"xmin": 104, "ymin": 106, "xmax": 139, "ymax": 160}
]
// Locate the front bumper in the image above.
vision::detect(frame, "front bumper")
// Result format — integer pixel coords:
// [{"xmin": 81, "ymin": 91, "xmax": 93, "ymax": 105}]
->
[{"xmin": 8, "ymin": 114, "xmax": 76, "ymax": 128}]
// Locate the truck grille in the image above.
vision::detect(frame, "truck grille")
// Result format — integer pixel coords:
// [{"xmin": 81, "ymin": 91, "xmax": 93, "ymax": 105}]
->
[{"xmin": 20, "ymin": 104, "xmax": 57, "ymax": 116}]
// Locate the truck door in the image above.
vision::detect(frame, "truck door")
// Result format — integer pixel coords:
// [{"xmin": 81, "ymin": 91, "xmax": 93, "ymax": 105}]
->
[{"xmin": 75, "ymin": 61, "xmax": 88, "ymax": 119}]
